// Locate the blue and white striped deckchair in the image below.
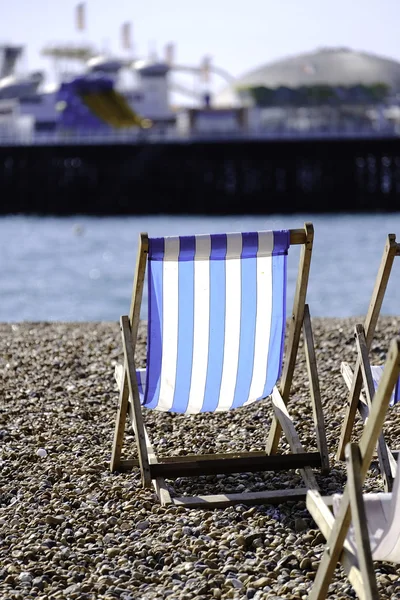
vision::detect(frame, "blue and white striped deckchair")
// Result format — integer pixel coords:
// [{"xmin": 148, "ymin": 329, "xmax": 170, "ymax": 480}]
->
[
  {"xmin": 111, "ymin": 222, "xmax": 329, "ymax": 508},
  {"xmin": 338, "ymin": 233, "xmax": 400, "ymax": 493}
]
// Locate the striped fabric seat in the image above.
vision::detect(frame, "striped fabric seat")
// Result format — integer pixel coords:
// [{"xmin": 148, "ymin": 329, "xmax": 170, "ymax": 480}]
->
[
  {"xmin": 371, "ymin": 365, "xmax": 400, "ymax": 407},
  {"xmin": 138, "ymin": 230, "xmax": 290, "ymax": 413}
]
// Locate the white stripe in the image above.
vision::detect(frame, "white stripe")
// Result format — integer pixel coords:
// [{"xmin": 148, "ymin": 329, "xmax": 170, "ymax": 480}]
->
[
  {"xmin": 159, "ymin": 236, "xmax": 179, "ymax": 260},
  {"xmin": 223, "ymin": 230, "xmax": 274, "ymax": 259},
  {"xmin": 371, "ymin": 365, "xmax": 396, "ymax": 406},
  {"xmin": 216, "ymin": 233, "xmax": 242, "ymax": 411},
  {"xmin": 157, "ymin": 237, "xmax": 180, "ymax": 411},
  {"xmin": 257, "ymin": 231, "xmax": 274, "ymax": 256},
  {"xmin": 186, "ymin": 235, "xmax": 211, "ymax": 413},
  {"xmin": 244, "ymin": 254, "xmax": 273, "ymax": 405},
  {"xmin": 371, "ymin": 365, "xmax": 383, "ymax": 390}
]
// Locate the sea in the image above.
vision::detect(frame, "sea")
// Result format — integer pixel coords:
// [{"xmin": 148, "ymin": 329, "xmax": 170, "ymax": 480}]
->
[{"xmin": 1, "ymin": 213, "xmax": 400, "ymax": 322}]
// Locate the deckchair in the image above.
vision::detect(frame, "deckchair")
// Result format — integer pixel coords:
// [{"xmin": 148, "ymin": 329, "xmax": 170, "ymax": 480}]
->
[
  {"xmin": 337, "ymin": 234, "xmax": 400, "ymax": 468},
  {"xmin": 337, "ymin": 234, "xmax": 400, "ymax": 492},
  {"xmin": 306, "ymin": 336, "xmax": 400, "ymax": 600},
  {"xmin": 110, "ymin": 222, "xmax": 329, "ymax": 508},
  {"xmin": 341, "ymin": 326, "xmax": 399, "ymax": 493}
]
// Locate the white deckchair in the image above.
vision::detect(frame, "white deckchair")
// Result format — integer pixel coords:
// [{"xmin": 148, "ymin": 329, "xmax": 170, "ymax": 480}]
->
[
  {"xmin": 307, "ymin": 337, "xmax": 400, "ymax": 600},
  {"xmin": 110, "ymin": 223, "xmax": 329, "ymax": 507}
]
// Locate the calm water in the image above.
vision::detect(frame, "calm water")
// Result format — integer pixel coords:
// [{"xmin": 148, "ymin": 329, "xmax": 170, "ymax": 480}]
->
[{"xmin": 1, "ymin": 213, "xmax": 400, "ymax": 322}]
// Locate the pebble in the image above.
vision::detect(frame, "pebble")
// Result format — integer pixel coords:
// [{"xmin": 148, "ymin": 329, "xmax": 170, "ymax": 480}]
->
[
  {"xmin": 1, "ymin": 319, "xmax": 399, "ymax": 599},
  {"xmin": 294, "ymin": 517, "xmax": 308, "ymax": 532},
  {"xmin": 45, "ymin": 515, "xmax": 65, "ymax": 525}
]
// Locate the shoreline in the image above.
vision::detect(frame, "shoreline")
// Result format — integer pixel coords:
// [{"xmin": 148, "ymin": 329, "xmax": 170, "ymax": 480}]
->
[{"xmin": 1, "ymin": 318, "xmax": 400, "ymax": 599}]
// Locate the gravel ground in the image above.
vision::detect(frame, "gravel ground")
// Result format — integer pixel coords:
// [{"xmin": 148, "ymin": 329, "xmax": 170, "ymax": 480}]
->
[{"xmin": 1, "ymin": 317, "xmax": 400, "ymax": 600}]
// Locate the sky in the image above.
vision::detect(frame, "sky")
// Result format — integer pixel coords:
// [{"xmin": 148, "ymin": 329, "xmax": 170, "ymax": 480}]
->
[{"xmin": 1, "ymin": 0, "xmax": 400, "ymax": 94}]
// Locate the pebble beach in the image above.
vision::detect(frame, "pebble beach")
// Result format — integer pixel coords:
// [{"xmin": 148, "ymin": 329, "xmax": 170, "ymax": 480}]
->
[{"xmin": 1, "ymin": 317, "xmax": 400, "ymax": 600}]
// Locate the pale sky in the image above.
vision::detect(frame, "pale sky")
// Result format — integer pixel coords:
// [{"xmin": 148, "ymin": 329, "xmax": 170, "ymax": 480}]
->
[{"xmin": 1, "ymin": 0, "xmax": 400, "ymax": 94}]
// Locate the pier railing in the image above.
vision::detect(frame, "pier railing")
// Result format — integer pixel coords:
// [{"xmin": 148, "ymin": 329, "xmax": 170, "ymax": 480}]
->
[{"xmin": 0, "ymin": 123, "xmax": 399, "ymax": 146}]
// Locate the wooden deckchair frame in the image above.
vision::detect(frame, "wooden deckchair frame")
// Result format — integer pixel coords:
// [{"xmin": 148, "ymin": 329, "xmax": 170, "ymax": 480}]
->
[
  {"xmin": 337, "ymin": 234, "xmax": 400, "ymax": 465},
  {"xmin": 307, "ymin": 336, "xmax": 400, "ymax": 600},
  {"xmin": 110, "ymin": 222, "xmax": 329, "ymax": 508}
]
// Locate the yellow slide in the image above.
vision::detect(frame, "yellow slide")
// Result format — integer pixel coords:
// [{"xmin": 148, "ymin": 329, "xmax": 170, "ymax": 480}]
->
[{"xmin": 80, "ymin": 89, "xmax": 148, "ymax": 128}]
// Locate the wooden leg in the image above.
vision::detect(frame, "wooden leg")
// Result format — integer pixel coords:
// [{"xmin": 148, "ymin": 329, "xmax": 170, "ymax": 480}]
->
[
  {"xmin": 120, "ymin": 316, "xmax": 152, "ymax": 487},
  {"xmin": 266, "ymin": 222, "xmax": 314, "ymax": 455},
  {"xmin": 110, "ymin": 371, "xmax": 130, "ymax": 472},
  {"xmin": 336, "ymin": 358, "xmax": 364, "ymax": 462},
  {"xmin": 306, "ymin": 490, "xmax": 366, "ymax": 599},
  {"xmin": 114, "ymin": 361, "xmax": 172, "ymax": 504},
  {"xmin": 336, "ymin": 234, "xmax": 398, "ymax": 461},
  {"xmin": 302, "ymin": 304, "xmax": 330, "ymax": 474},
  {"xmin": 142, "ymin": 426, "xmax": 172, "ymax": 505},
  {"xmin": 111, "ymin": 232, "xmax": 148, "ymax": 472},
  {"xmin": 346, "ymin": 443, "xmax": 379, "ymax": 599},
  {"xmin": 271, "ymin": 387, "xmax": 318, "ymax": 490}
]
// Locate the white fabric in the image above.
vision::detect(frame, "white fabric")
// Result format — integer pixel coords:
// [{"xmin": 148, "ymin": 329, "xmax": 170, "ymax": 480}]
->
[
  {"xmin": 333, "ymin": 459, "xmax": 400, "ymax": 562},
  {"xmin": 186, "ymin": 235, "xmax": 211, "ymax": 414},
  {"xmin": 157, "ymin": 236, "xmax": 180, "ymax": 411},
  {"xmin": 245, "ymin": 251, "xmax": 273, "ymax": 405},
  {"xmin": 215, "ymin": 234, "xmax": 242, "ymax": 411}
]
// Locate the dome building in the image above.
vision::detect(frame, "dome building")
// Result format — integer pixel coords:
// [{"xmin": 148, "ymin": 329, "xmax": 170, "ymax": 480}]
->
[
  {"xmin": 216, "ymin": 47, "xmax": 400, "ymax": 106},
  {"xmin": 215, "ymin": 48, "xmax": 400, "ymax": 135}
]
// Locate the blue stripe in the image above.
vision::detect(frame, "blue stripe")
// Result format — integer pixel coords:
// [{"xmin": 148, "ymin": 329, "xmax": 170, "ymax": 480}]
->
[
  {"xmin": 177, "ymin": 235, "xmax": 196, "ymax": 261},
  {"xmin": 262, "ymin": 253, "xmax": 287, "ymax": 398},
  {"xmin": 136, "ymin": 371, "xmax": 144, "ymax": 396},
  {"xmin": 392, "ymin": 374, "xmax": 400, "ymax": 406},
  {"xmin": 231, "ymin": 233, "xmax": 258, "ymax": 408},
  {"xmin": 201, "ymin": 236, "xmax": 227, "ymax": 412},
  {"xmin": 148, "ymin": 237, "xmax": 165, "ymax": 261},
  {"xmin": 241, "ymin": 231, "xmax": 259, "ymax": 259},
  {"xmin": 136, "ymin": 370, "xmax": 145, "ymax": 404},
  {"xmin": 145, "ymin": 256, "xmax": 164, "ymax": 409},
  {"xmin": 272, "ymin": 230, "xmax": 290, "ymax": 256},
  {"xmin": 170, "ymin": 237, "xmax": 196, "ymax": 412},
  {"xmin": 209, "ymin": 233, "xmax": 228, "ymax": 258}
]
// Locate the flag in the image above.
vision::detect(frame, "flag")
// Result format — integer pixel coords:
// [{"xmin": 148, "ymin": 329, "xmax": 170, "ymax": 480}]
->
[
  {"xmin": 201, "ymin": 55, "xmax": 211, "ymax": 83},
  {"xmin": 121, "ymin": 22, "xmax": 132, "ymax": 50},
  {"xmin": 76, "ymin": 2, "xmax": 85, "ymax": 31},
  {"xmin": 165, "ymin": 42, "xmax": 175, "ymax": 66}
]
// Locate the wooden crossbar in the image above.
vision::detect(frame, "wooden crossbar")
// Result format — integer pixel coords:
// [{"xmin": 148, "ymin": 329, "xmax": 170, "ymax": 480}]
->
[
  {"xmin": 148, "ymin": 452, "xmax": 321, "ymax": 479},
  {"xmin": 289, "ymin": 229, "xmax": 307, "ymax": 245},
  {"xmin": 173, "ymin": 488, "xmax": 309, "ymax": 509}
]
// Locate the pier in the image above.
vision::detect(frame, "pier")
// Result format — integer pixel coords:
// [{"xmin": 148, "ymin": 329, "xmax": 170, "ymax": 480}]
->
[{"xmin": 1, "ymin": 135, "xmax": 400, "ymax": 215}]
